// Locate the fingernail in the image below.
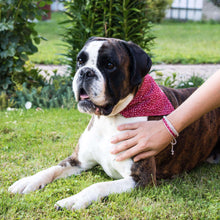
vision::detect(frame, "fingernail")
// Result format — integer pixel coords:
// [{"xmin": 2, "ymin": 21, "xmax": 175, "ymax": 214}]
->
[
  {"xmin": 110, "ymin": 137, "xmax": 116, "ymax": 143},
  {"xmin": 115, "ymin": 156, "xmax": 122, "ymax": 161},
  {"xmin": 110, "ymin": 149, "xmax": 115, "ymax": 154},
  {"xmin": 133, "ymin": 157, "xmax": 139, "ymax": 163},
  {"xmin": 117, "ymin": 125, "xmax": 122, "ymax": 130}
]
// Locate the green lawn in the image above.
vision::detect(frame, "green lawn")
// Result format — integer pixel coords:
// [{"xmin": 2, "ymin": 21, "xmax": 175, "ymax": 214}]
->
[
  {"xmin": 30, "ymin": 12, "xmax": 68, "ymax": 65},
  {"xmin": 1, "ymin": 109, "xmax": 219, "ymax": 219},
  {"xmin": 30, "ymin": 12, "xmax": 220, "ymax": 65},
  {"xmin": 152, "ymin": 21, "xmax": 220, "ymax": 64}
]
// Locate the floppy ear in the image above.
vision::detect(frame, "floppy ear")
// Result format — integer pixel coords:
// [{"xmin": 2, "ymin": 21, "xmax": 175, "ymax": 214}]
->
[{"xmin": 122, "ymin": 41, "xmax": 152, "ymax": 86}]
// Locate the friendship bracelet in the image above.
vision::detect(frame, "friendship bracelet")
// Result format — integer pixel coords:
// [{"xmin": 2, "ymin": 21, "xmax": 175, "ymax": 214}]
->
[
  {"xmin": 162, "ymin": 116, "xmax": 179, "ymax": 138},
  {"xmin": 162, "ymin": 116, "xmax": 179, "ymax": 155}
]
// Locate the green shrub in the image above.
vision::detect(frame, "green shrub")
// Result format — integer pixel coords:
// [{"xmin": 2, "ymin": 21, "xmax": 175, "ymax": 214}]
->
[
  {"xmin": 0, "ymin": 0, "xmax": 51, "ymax": 94},
  {"xmin": 146, "ymin": 0, "xmax": 173, "ymax": 22},
  {"xmin": 62, "ymin": 0, "xmax": 155, "ymax": 75},
  {"xmin": 154, "ymin": 72, "xmax": 205, "ymax": 88},
  {"xmin": 177, "ymin": 75, "xmax": 205, "ymax": 88},
  {"xmin": 14, "ymin": 74, "xmax": 76, "ymax": 109},
  {"xmin": 154, "ymin": 72, "xmax": 177, "ymax": 88},
  {"xmin": 0, "ymin": 92, "xmax": 15, "ymax": 110}
]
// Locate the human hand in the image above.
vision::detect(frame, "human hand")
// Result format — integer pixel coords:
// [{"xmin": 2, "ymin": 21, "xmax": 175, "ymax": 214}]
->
[{"xmin": 110, "ymin": 120, "xmax": 172, "ymax": 162}]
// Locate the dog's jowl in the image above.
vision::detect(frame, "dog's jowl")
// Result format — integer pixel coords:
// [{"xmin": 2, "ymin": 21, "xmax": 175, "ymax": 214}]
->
[{"xmin": 9, "ymin": 37, "xmax": 220, "ymax": 210}]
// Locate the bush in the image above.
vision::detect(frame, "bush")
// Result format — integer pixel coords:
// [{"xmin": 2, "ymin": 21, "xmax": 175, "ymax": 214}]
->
[
  {"xmin": 154, "ymin": 72, "xmax": 177, "ymax": 88},
  {"xmin": 0, "ymin": 0, "xmax": 51, "ymax": 95},
  {"xmin": 62, "ymin": 0, "xmax": 155, "ymax": 75},
  {"xmin": 13, "ymin": 74, "xmax": 76, "ymax": 109},
  {"xmin": 0, "ymin": 92, "xmax": 15, "ymax": 110},
  {"xmin": 177, "ymin": 75, "xmax": 205, "ymax": 88},
  {"xmin": 146, "ymin": 0, "xmax": 173, "ymax": 22},
  {"xmin": 154, "ymin": 72, "xmax": 205, "ymax": 88}
]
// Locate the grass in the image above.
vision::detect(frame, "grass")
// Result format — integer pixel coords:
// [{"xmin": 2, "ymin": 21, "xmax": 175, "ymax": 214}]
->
[
  {"xmin": 152, "ymin": 21, "xmax": 220, "ymax": 64},
  {"xmin": 1, "ymin": 109, "xmax": 220, "ymax": 219},
  {"xmin": 30, "ymin": 12, "xmax": 220, "ymax": 65},
  {"xmin": 30, "ymin": 12, "xmax": 68, "ymax": 65}
]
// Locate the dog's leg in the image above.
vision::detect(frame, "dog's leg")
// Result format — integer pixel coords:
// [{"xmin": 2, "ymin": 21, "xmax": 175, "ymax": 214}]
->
[
  {"xmin": 8, "ymin": 150, "xmax": 96, "ymax": 194},
  {"xmin": 55, "ymin": 176, "xmax": 135, "ymax": 210}
]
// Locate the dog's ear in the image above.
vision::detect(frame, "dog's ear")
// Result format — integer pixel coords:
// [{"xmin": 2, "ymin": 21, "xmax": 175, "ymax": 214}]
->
[{"xmin": 122, "ymin": 41, "xmax": 152, "ymax": 86}]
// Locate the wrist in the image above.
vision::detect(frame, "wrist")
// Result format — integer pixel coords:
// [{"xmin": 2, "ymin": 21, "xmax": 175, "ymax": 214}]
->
[
  {"xmin": 162, "ymin": 116, "xmax": 179, "ymax": 155},
  {"xmin": 166, "ymin": 112, "xmax": 186, "ymax": 134},
  {"xmin": 162, "ymin": 116, "xmax": 179, "ymax": 139}
]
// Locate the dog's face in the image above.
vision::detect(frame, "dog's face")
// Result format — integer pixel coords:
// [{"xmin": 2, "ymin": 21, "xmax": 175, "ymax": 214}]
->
[{"xmin": 73, "ymin": 37, "xmax": 152, "ymax": 116}]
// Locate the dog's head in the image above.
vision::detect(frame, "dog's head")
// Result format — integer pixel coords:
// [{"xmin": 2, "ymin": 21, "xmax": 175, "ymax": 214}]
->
[{"xmin": 73, "ymin": 37, "xmax": 152, "ymax": 116}]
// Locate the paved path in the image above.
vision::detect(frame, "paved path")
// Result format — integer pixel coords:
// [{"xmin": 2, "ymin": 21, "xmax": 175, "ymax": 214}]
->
[
  {"xmin": 36, "ymin": 64, "xmax": 220, "ymax": 82},
  {"xmin": 152, "ymin": 64, "xmax": 220, "ymax": 81}
]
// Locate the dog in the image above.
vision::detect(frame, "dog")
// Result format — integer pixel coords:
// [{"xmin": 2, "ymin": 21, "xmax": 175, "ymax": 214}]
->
[{"xmin": 9, "ymin": 37, "xmax": 220, "ymax": 210}]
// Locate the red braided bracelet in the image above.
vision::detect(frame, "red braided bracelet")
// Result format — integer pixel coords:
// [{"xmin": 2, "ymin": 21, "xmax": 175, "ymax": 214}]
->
[{"xmin": 162, "ymin": 116, "xmax": 179, "ymax": 155}]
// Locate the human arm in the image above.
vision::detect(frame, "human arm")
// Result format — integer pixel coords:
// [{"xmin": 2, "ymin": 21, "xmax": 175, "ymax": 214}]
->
[{"xmin": 111, "ymin": 70, "xmax": 220, "ymax": 162}]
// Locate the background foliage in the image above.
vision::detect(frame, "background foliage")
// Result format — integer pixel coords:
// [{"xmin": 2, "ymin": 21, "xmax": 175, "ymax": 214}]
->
[
  {"xmin": 0, "ymin": 0, "xmax": 51, "ymax": 102},
  {"xmin": 1, "ymin": 1, "xmax": 217, "ymax": 111},
  {"xmin": 62, "ymin": 0, "xmax": 158, "ymax": 74},
  {"xmin": 14, "ymin": 73, "xmax": 75, "ymax": 109},
  {"xmin": 146, "ymin": 0, "xmax": 173, "ymax": 22},
  {"xmin": 30, "ymin": 13, "xmax": 220, "ymax": 65}
]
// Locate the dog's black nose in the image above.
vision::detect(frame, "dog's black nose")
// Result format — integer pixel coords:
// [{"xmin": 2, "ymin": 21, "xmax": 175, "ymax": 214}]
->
[{"xmin": 80, "ymin": 67, "xmax": 96, "ymax": 78}]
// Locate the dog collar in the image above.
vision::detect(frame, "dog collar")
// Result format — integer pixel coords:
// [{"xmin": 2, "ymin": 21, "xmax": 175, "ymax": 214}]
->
[{"xmin": 120, "ymin": 75, "xmax": 174, "ymax": 117}]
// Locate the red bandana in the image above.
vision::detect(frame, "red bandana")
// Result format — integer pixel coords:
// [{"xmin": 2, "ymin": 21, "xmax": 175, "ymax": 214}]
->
[{"xmin": 120, "ymin": 75, "xmax": 174, "ymax": 118}]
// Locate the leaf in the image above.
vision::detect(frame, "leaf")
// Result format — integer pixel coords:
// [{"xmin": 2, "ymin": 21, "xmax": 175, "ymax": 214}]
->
[
  {"xmin": 40, "ymin": 36, "xmax": 48, "ymax": 41},
  {"xmin": 38, "ymin": 1, "xmax": 46, "ymax": 8},
  {"xmin": 34, "ymin": 37, "xmax": 40, "ymax": 44},
  {"xmin": 2, "ymin": 77, "xmax": 12, "ymax": 90},
  {"xmin": 20, "ymin": 53, "xmax": 29, "ymax": 61},
  {"xmin": 0, "ymin": 21, "xmax": 14, "ymax": 31}
]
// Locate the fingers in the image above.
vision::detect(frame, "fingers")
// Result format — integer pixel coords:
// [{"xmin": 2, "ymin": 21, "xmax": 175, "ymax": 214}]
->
[
  {"xmin": 133, "ymin": 151, "xmax": 156, "ymax": 162},
  {"xmin": 115, "ymin": 145, "xmax": 156, "ymax": 162},
  {"xmin": 115, "ymin": 145, "xmax": 140, "ymax": 161},
  {"xmin": 111, "ymin": 130, "xmax": 136, "ymax": 144},
  {"xmin": 117, "ymin": 122, "xmax": 141, "ymax": 131},
  {"xmin": 114, "ymin": 140, "xmax": 149, "ymax": 161},
  {"xmin": 111, "ymin": 137, "xmax": 137, "ymax": 154}
]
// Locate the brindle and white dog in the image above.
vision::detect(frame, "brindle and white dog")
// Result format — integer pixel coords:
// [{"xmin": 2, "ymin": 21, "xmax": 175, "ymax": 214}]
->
[{"xmin": 9, "ymin": 37, "xmax": 220, "ymax": 210}]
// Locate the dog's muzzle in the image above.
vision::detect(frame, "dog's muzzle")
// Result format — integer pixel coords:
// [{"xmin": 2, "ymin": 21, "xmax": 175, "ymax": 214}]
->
[{"xmin": 73, "ymin": 67, "xmax": 113, "ymax": 115}]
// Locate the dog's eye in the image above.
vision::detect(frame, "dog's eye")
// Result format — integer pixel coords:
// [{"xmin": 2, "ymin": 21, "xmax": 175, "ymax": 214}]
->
[
  {"xmin": 106, "ymin": 62, "xmax": 114, "ymax": 70},
  {"xmin": 78, "ymin": 58, "xmax": 84, "ymax": 65}
]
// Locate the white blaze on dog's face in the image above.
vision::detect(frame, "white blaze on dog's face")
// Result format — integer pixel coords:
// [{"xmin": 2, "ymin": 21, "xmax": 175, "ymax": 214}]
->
[
  {"xmin": 73, "ymin": 37, "xmax": 152, "ymax": 116},
  {"xmin": 73, "ymin": 40, "xmax": 107, "ymax": 114}
]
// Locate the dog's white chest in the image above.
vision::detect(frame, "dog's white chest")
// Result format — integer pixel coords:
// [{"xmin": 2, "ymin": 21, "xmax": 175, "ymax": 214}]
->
[{"xmin": 77, "ymin": 114, "xmax": 148, "ymax": 179}]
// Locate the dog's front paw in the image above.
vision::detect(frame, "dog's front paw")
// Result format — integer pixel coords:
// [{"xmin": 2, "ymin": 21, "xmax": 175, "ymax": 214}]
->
[
  {"xmin": 55, "ymin": 193, "xmax": 92, "ymax": 211},
  {"xmin": 8, "ymin": 175, "xmax": 46, "ymax": 194}
]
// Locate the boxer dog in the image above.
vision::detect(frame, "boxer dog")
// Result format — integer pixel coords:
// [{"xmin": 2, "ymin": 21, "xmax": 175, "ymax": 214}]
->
[{"xmin": 9, "ymin": 37, "xmax": 220, "ymax": 210}]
